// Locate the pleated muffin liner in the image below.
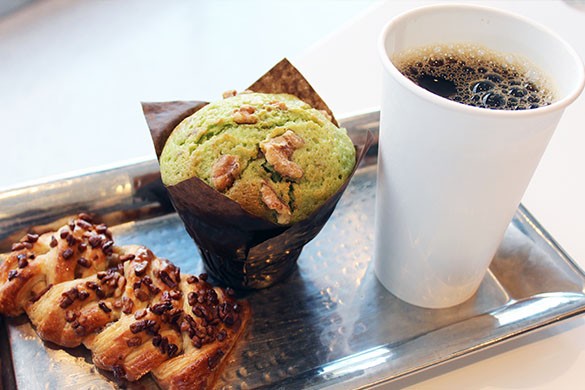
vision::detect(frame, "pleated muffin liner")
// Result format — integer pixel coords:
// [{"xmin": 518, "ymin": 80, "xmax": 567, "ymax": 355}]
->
[{"xmin": 143, "ymin": 59, "xmax": 373, "ymax": 289}]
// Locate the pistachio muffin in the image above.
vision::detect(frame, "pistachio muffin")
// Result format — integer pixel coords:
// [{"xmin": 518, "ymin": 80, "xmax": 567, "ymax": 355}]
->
[{"xmin": 159, "ymin": 92, "xmax": 356, "ymax": 225}]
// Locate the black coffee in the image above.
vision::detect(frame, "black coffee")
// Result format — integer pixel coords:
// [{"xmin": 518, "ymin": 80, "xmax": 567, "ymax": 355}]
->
[{"xmin": 393, "ymin": 44, "xmax": 555, "ymax": 110}]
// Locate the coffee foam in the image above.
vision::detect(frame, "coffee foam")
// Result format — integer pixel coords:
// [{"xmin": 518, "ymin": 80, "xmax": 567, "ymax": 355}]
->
[{"xmin": 392, "ymin": 43, "xmax": 555, "ymax": 110}]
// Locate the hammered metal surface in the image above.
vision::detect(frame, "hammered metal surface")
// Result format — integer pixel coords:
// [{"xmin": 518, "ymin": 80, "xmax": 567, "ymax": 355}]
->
[{"xmin": 2, "ymin": 111, "xmax": 585, "ymax": 389}]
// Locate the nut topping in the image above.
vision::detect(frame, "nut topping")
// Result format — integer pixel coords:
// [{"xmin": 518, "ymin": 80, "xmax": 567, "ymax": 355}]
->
[
  {"xmin": 76, "ymin": 219, "xmax": 93, "ymax": 230},
  {"xmin": 260, "ymin": 182, "xmax": 292, "ymax": 224},
  {"xmin": 17, "ymin": 254, "xmax": 28, "ymax": 269},
  {"xmin": 11, "ymin": 242, "xmax": 24, "ymax": 251},
  {"xmin": 134, "ymin": 261, "xmax": 148, "ymax": 277},
  {"xmin": 260, "ymin": 130, "xmax": 305, "ymax": 180},
  {"xmin": 73, "ymin": 324, "xmax": 86, "ymax": 337},
  {"xmin": 77, "ymin": 257, "xmax": 91, "ymax": 268},
  {"xmin": 135, "ymin": 289, "xmax": 149, "ymax": 302},
  {"xmin": 121, "ymin": 297, "xmax": 134, "ymax": 314},
  {"xmin": 95, "ymin": 287, "xmax": 106, "ymax": 299},
  {"xmin": 212, "ymin": 155, "xmax": 241, "ymax": 192},
  {"xmin": 222, "ymin": 89, "xmax": 237, "ymax": 99},
  {"xmin": 232, "ymin": 105, "xmax": 258, "ymax": 124},
  {"xmin": 78, "ymin": 290, "xmax": 90, "ymax": 301},
  {"xmin": 130, "ymin": 319, "xmax": 152, "ymax": 334},
  {"xmin": 7, "ymin": 270, "xmax": 18, "ymax": 281},
  {"xmin": 102, "ymin": 240, "xmax": 114, "ymax": 255},
  {"xmin": 135, "ymin": 247, "xmax": 154, "ymax": 262},
  {"xmin": 150, "ymin": 301, "xmax": 173, "ymax": 315},
  {"xmin": 268, "ymin": 101, "xmax": 287, "ymax": 110},
  {"xmin": 26, "ymin": 233, "xmax": 39, "ymax": 243},
  {"xmin": 85, "ymin": 281, "xmax": 98, "ymax": 290},
  {"xmin": 65, "ymin": 310, "xmax": 77, "ymax": 323},
  {"xmin": 59, "ymin": 295, "xmax": 73, "ymax": 309},
  {"xmin": 98, "ymin": 302, "xmax": 112, "ymax": 313},
  {"xmin": 167, "ymin": 343, "xmax": 179, "ymax": 357},
  {"xmin": 127, "ymin": 336, "xmax": 142, "ymax": 347},
  {"xmin": 319, "ymin": 109, "xmax": 333, "ymax": 122},
  {"xmin": 120, "ymin": 253, "xmax": 135, "ymax": 262},
  {"xmin": 88, "ymin": 234, "xmax": 102, "ymax": 249}
]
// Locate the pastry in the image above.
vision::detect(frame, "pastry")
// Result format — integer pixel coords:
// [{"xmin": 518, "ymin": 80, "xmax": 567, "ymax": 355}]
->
[
  {"xmin": 159, "ymin": 92, "xmax": 356, "ymax": 225},
  {"xmin": 0, "ymin": 214, "xmax": 249, "ymax": 389}
]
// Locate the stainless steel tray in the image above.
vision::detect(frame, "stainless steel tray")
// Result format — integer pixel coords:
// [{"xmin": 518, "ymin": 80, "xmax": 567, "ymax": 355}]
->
[{"xmin": 1, "ymin": 111, "xmax": 585, "ymax": 389}]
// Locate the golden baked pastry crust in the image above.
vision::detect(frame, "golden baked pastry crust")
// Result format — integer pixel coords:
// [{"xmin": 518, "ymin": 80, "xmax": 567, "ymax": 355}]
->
[
  {"xmin": 0, "ymin": 214, "xmax": 249, "ymax": 388},
  {"xmin": 0, "ymin": 215, "xmax": 115, "ymax": 316},
  {"xmin": 152, "ymin": 277, "xmax": 250, "ymax": 390}
]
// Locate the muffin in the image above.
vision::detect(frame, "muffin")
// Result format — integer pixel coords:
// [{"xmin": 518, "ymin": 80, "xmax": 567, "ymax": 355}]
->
[
  {"xmin": 144, "ymin": 59, "xmax": 371, "ymax": 288},
  {"xmin": 159, "ymin": 92, "xmax": 356, "ymax": 225}
]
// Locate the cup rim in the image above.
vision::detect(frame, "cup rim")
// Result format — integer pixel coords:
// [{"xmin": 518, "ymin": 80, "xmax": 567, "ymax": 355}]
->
[{"xmin": 378, "ymin": 3, "xmax": 585, "ymax": 117}]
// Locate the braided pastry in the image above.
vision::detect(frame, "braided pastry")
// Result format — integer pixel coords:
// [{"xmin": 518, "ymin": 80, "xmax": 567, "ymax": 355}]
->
[{"xmin": 0, "ymin": 214, "xmax": 249, "ymax": 389}]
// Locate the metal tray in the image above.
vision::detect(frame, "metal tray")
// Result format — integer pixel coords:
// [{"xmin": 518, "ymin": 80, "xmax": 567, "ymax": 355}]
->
[{"xmin": 1, "ymin": 111, "xmax": 585, "ymax": 389}]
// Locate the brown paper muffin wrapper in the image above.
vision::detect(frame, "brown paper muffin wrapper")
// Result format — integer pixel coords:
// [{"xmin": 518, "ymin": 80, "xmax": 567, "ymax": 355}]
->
[{"xmin": 143, "ymin": 59, "xmax": 373, "ymax": 289}]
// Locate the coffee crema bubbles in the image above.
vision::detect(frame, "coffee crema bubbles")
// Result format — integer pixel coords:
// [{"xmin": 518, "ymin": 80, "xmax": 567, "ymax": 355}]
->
[{"xmin": 393, "ymin": 43, "xmax": 555, "ymax": 110}]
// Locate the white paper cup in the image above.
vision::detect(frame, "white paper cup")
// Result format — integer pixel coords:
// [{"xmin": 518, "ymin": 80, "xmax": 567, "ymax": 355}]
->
[{"xmin": 375, "ymin": 4, "xmax": 584, "ymax": 308}]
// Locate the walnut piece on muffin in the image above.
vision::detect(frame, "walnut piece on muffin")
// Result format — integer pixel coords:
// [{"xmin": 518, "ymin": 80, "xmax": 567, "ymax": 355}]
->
[{"xmin": 159, "ymin": 92, "xmax": 356, "ymax": 225}]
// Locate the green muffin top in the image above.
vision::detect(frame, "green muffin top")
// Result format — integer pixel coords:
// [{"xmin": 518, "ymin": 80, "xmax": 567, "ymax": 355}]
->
[{"xmin": 159, "ymin": 92, "xmax": 356, "ymax": 225}]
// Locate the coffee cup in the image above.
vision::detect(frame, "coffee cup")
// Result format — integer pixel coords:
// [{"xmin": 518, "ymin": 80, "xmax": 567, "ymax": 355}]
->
[{"xmin": 375, "ymin": 4, "xmax": 584, "ymax": 308}]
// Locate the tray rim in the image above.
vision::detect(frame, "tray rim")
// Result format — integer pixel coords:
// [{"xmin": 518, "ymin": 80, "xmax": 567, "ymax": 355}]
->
[{"xmin": 361, "ymin": 294, "xmax": 585, "ymax": 390}]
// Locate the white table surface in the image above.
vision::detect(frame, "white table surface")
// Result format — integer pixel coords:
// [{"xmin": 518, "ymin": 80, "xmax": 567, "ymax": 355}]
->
[{"xmin": 1, "ymin": 0, "xmax": 585, "ymax": 389}]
